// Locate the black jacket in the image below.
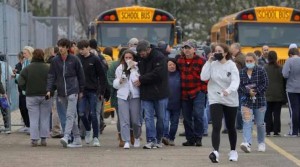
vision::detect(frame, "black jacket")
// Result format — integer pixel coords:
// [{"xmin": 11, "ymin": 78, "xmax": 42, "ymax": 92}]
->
[
  {"xmin": 77, "ymin": 53, "xmax": 107, "ymax": 95},
  {"xmin": 138, "ymin": 48, "xmax": 169, "ymax": 100},
  {"xmin": 47, "ymin": 54, "xmax": 85, "ymax": 97}
]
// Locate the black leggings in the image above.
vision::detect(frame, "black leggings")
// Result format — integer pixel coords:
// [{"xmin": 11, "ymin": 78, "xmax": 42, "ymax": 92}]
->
[
  {"xmin": 19, "ymin": 94, "xmax": 30, "ymax": 127},
  {"xmin": 210, "ymin": 104, "xmax": 237, "ymax": 151}
]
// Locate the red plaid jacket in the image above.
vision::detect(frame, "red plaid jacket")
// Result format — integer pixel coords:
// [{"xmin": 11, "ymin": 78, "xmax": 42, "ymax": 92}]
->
[{"xmin": 177, "ymin": 54, "xmax": 207, "ymax": 100}]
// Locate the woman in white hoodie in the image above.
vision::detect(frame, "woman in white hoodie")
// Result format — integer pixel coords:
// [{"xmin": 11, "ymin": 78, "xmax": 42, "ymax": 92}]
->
[
  {"xmin": 113, "ymin": 49, "xmax": 141, "ymax": 149},
  {"xmin": 201, "ymin": 43, "xmax": 240, "ymax": 163}
]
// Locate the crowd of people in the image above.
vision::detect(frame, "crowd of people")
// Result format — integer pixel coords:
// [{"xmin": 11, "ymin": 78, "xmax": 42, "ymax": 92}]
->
[{"xmin": 0, "ymin": 37, "xmax": 299, "ymax": 163}]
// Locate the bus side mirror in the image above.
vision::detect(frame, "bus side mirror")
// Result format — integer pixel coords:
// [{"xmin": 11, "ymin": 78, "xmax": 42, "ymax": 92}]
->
[
  {"xmin": 176, "ymin": 26, "xmax": 183, "ymax": 44},
  {"xmin": 227, "ymin": 24, "xmax": 234, "ymax": 34}
]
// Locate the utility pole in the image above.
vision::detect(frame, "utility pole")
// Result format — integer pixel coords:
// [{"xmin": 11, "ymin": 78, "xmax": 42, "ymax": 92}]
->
[
  {"xmin": 67, "ymin": 0, "xmax": 71, "ymax": 39},
  {"xmin": 52, "ymin": 0, "xmax": 58, "ymax": 45}
]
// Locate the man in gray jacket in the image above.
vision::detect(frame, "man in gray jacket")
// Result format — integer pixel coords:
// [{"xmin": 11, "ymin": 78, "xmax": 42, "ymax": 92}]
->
[
  {"xmin": 282, "ymin": 48, "xmax": 300, "ymax": 137},
  {"xmin": 46, "ymin": 38, "xmax": 85, "ymax": 148}
]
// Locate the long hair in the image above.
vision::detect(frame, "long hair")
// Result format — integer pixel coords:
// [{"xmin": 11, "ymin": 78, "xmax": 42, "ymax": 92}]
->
[
  {"xmin": 268, "ymin": 51, "xmax": 279, "ymax": 68},
  {"xmin": 215, "ymin": 43, "xmax": 232, "ymax": 60},
  {"xmin": 120, "ymin": 49, "xmax": 137, "ymax": 76}
]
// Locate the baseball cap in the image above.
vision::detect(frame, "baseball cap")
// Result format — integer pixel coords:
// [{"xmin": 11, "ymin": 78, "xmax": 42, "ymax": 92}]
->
[
  {"xmin": 128, "ymin": 38, "xmax": 139, "ymax": 46},
  {"xmin": 289, "ymin": 43, "xmax": 298, "ymax": 49},
  {"xmin": 182, "ymin": 41, "xmax": 196, "ymax": 48}
]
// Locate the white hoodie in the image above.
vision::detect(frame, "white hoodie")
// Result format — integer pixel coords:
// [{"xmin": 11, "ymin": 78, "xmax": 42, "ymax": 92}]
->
[
  {"xmin": 201, "ymin": 60, "xmax": 240, "ymax": 107},
  {"xmin": 113, "ymin": 64, "xmax": 140, "ymax": 100}
]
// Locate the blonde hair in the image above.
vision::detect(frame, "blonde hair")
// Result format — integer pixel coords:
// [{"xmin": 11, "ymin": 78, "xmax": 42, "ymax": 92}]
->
[
  {"xmin": 44, "ymin": 47, "xmax": 54, "ymax": 62},
  {"xmin": 23, "ymin": 46, "xmax": 34, "ymax": 60}
]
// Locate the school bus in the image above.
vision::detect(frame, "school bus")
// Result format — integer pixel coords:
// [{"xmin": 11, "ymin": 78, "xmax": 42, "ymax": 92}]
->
[
  {"xmin": 211, "ymin": 6, "xmax": 300, "ymax": 65},
  {"xmin": 88, "ymin": 6, "xmax": 182, "ymax": 60}
]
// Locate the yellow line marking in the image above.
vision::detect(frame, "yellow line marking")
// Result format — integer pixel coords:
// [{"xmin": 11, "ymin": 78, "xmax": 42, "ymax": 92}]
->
[{"xmin": 253, "ymin": 131, "xmax": 300, "ymax": 166}]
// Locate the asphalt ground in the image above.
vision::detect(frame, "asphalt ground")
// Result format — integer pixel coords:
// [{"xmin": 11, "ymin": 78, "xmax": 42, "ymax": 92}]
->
[{"xmin": 0, "ymin": 107, "xmax": 299, "ymax": 167}]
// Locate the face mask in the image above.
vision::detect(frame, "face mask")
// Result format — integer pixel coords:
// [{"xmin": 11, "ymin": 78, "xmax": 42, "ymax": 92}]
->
[
  {"xmin": 246, "ymin": 63, "xmax": 255, "ymax": 69},
  {"xmin": 214, "ymin": 53, "xmax": 224, "ymax": 61}
]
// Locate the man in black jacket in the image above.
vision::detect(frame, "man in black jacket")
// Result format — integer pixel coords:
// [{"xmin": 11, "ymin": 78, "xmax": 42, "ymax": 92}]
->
[
  {"xmin": 46, "ymin": 38, "xmax": 85, "ymax": 148},
  {"xmin": 134, "ymin": 40, "xmax": 169, "ymax": 149},
  {"xmin": 77, "ymin": 40, "xmax": 106, "ymax": 147}
]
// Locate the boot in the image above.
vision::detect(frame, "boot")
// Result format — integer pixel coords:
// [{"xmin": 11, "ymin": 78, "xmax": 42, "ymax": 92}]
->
[
  {"xmin": 130, "ymin": 129, "xmax": 134, "ymax": 145},
  {"xmin": 118, "ymin": 133, "xmax": 125, "ymax": 147}
]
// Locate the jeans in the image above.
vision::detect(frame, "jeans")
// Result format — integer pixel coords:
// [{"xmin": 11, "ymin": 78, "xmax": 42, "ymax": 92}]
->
[
  {"xmin": 57, "ymin": 97, "xmax": 66, "ymax": 133},
  {"xmin": 78, "ymin": 92, "xmax": 99, "ymax": 138},
  {"xmin": 142, "ymin": 98, "xmax": 168, "ymax": 143},
  {"xmin": 236, "ymin": 95, "xmax": 243, "ymax": 130},
  {"xmin": 242, "ymin": 106, "xmax": 266, "ymax": 145},
  {"xmin": 163, "ymin": 108, "xmax": 181, "ymax": 141},
  {"xmin": 182, "ymin": 92, "xmax": 206, "ymax": 142},
  {"xmin": 203, "ymin": 99, "xmax": 209, "ymax": 134}
]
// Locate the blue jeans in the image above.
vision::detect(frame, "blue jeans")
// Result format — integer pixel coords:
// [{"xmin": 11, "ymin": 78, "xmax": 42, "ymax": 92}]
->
[
  {"xmin": 242, "ymin": 106, "xmax": 266, "ymax": 145},
  {"xmin": 56, "ymin": 97, "xmax": 66, "ymax": 133},
  {"xmin": 163, "ymin": 108, "xmax": 181, "ymax": 141},
  {"xmin": 236, "ymin": 95, "xmax": 243, "ymax": 129},
  {"xmin": 182, "ymin": 92, "xmax": 206, "ymax": 142},
  {"xmin": 142, "ymin": 98, "xmax": 168, "ymax": 143},
  {"xmin": 78, "ymin": 92, "xmax": 99, "ymax": 138},
  {"xmin": 203, "ymin": 99, "xmax": 209, "ymax": 134}
]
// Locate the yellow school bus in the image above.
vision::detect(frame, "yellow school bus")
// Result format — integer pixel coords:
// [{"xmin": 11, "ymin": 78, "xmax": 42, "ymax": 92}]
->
[
  {"xmin": 211, "ymin": 6, "xmax": 300, "ymax": 65},
  {"xmin": 88, "ymin": 6, "xmax": 182, "ymax": 60}
]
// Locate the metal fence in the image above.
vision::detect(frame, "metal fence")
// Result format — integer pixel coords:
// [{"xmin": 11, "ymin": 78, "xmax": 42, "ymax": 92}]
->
[{"xmin": 0, "ymin": 2, "xmax": 73, "ymax": 131}]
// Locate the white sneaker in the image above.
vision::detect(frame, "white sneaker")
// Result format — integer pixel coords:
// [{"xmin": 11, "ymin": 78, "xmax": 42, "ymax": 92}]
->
[
  {"xmin": 67, "ymin": 137, "xmax": 82, "ymax": 148},
  {"xmin": 240, "ymin": 142, "xmax": 251, "ymax": 153},
  {"xmin": 18, "ymin": 127, "xmax": 29, "ymax": 133},
  {"xmin": 92, "ymin": 137, "xmax": 100, "ymax": 147},
  {"xmin": 209, "ymin": 151, "xmax": 219, "ymax": 163},
  {"xmin": 134, "ymin": 138, "xmax": 140, "ymax": 147},
  {"xmin": 228, "ymin": 150, "xmax": 238, "ymax": 162},
  {"xmin": 124, "ymin": 142, "xmax": 130, "ymax": 149},
  {"xmin": 85, "ymin": 131, "xmax": 92, "ymax": 144},
  {"xmin": 258, "ymin": 143, "xmax": 266, "ymax": 152},
  {"xmin": 60, "ymin": 136, "xmax": 69, "ymax": 148}
]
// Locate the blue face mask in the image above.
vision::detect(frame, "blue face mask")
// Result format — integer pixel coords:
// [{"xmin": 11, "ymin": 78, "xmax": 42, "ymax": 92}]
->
[{"xmin": 246, "ymin": 63, "xmax": 255, "ymax": 69}]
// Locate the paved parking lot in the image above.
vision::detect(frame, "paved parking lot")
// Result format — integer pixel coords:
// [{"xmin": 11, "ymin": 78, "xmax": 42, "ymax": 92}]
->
[{"xmin": 0, "ymin": 107, "xmax": 299, "ymax": 167}]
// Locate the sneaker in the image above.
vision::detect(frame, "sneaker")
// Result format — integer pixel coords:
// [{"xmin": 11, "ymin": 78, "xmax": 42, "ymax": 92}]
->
[
  {"xmin": 143, "ymin": 142, "xmax": 157, "ymax": 149},
  {"xmin": 19, "ymin": 127, "xmax": 29, "ymax": 133},
  {"xmin": 258, "ymin": 143, "xmax": 266, "ymax": 152},
  {"xmin": 182, "ymin": 140, "xmax": 195, "ymax": 146},
  {"xmin": 4, "ymin": 128, "xmax": 11, "ymax": 134},
  {"xmin": 240, "ymin": 142, "xmax": 251, "ymax": 153},
  {"xmin": 124, "ymin": 142, "xmax": 130, "ymax": 149},
  {"xmin": 67, "ymin": 137, "xmax": 82, "ymax": 148},
  {"xmin": 31, "ymin": 140, "xmax": 38, "ymax": 147},
  {"xmin": 169, "ymin": 140, "xmax": 175, "ymax": 146},
  {"xmin": 41, "ymin": 138, "xmax": 47, "ymax": 146},
  {"xmin": 228, "ymin": 150, "xmax": 238, "ymax": 162},
  {"xmin": 179, "ymin": 132, "xmax": 185, "ymax": 136},
  {"xmin": 162, "ymin": 137, "xmax": 169, "ymax": 145},
  {"xmin": 273, "ymin": 133, "xmax": 281, "ymax": 137},
  {"xmin": 85, "ymin": 131, "xmax": 92, "ymax": 144},
  {"xmin": 155, "ymin": 143, "xmax": 163, "ymax": 148},
  {"xmin": 266, "ymin": 132, "xmax": 271, "ymax": 137},
  {"xmin": 92, "ymin": 137, "xmax": 100, "ymax": 147},
  {"xmin": 60, "ymin": 136, "xmax": 69, "ymax": 148},
  {"xmin": 134, "ymin": 138, "xmax": 140, "ymax": 148},
  {"xmin": 100, "ymin": 123, "xmax": 106, "ymax": 134},
  {"xmin": 222, "ymin": 129, "xmax": 228, "ymax": 134},
  {"xmin": 209, "ymin": 151, "xmax": 219, "ymax": 163},
  {"xmin": 195, "ymin": 138, "xmax": 202, "ymax": 147},
  {"xmin": 284, "ymin": 133, "xmax": 298, "ymax": 137}
]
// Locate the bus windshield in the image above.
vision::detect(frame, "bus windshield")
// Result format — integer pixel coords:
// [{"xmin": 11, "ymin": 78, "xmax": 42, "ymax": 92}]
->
[
  {"xmin": 238, "ymin": 23, "xmax": 300, "ymax": 47},
  {"xmin": 97, "ymin": 23, "xmax": 173, "ymax": 47}
]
